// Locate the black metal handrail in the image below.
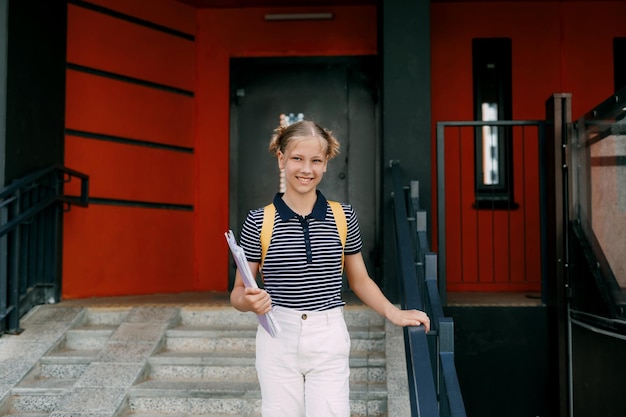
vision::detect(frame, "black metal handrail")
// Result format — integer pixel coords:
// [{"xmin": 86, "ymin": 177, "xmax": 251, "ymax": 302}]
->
[
  {"xmin": 391, "ymin": 161, "xmax": 466, "ymax": 417},
  {"xmin": 0, "ymin": 165, "xmax": 89, "ymax": 335}
]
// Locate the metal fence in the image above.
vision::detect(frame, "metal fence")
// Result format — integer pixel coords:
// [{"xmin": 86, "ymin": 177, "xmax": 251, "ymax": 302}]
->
[
  {"xmin": 436, "ymin": 120, "xmax": 548, "ymax": 302},
  {"xmin": 0, "ymin": 165, "xmax": 89, "ymax": 335}
]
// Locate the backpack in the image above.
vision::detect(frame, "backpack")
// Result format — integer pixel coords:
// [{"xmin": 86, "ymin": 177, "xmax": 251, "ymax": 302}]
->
[{"xmin": 260, "ymin": 201, "xmax": 347, "ymax": 272}]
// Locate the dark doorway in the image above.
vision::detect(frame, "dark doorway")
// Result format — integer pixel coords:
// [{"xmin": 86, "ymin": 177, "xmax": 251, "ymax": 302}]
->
[{"xmin": 229, "ymin": 56, "xmax": 381, "ymax": 290}]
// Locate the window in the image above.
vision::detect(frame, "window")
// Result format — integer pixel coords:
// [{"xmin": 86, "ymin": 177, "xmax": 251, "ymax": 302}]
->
[{"xmin": 472, "ymin": 38, "xmax": 518, "ymax": 209}]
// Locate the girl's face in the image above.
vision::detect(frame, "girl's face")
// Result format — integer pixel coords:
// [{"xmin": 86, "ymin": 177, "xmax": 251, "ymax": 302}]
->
[{"xmin": 278, "ymin": 136, "xmax": 328, "ymax": 197}]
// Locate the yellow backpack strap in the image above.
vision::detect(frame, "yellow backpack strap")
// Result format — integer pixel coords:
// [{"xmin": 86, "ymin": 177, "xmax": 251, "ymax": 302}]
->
[
  {"xmin": 328, "ymin": 201, "xmax": 347, "ymax": 271},
  {"xmin": 260, "ymin": 203, "xmax": 275, "ymax": 268},
  {"xmin": 261, "ymin": 201, "xmax": 347, "ymax": 272}
]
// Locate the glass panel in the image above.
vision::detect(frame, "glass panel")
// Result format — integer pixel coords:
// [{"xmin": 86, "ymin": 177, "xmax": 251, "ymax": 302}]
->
[
  {"xmin": 572, "ymin": 91, "xmax": 626, "ymax": 311},
  {"xmin": 590, "ymin": 134, "xmax": 626, "ymax": 291},
  {"xmin": 481, "ymin": 102, "xmax": 499, "ymax": 185}
]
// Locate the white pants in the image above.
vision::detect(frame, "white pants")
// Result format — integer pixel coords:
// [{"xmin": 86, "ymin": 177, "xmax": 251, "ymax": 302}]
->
[{"xmin": 256, "ymin": 306, "xmax": 351, "ymax": 417}]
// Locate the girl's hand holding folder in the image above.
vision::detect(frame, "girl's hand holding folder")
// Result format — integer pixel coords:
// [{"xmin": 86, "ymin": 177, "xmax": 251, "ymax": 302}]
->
[
  {"xmin": 225, "ymin": 230, "xmax": 281, "ymax": 337},
  {"xmin": 237, "ymin": 286, "xmax": 272, "ymax": 315}
]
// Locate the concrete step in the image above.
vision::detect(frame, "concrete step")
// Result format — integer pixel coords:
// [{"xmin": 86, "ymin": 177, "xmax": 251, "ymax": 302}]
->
[
  {"xmin": 160, "ymin": 328, "xmax": 385, "ymax": 355},
  {"xmin": 62, "ymin": 328, "xmax": 114, "ymax": 350},
  {"xmin": 39, "ymin": 356, "xmax": 92, "ymax": 379},
  {"xmin": 175, "ymin": 306, "xmax": 386, "ymax": 330},
  {"xmin": 6, "ymin": 361, "xmax": 83, "ymax": 414},
  {"xmin": 7, "ymin": 346, "xmax": 102, "ymax": 414},
  {"xmin": 3, "ymin": 307, "xmax": 145, "ymax": 415},
  {"xmin": 165, "ymin": 308, "xmax": 387, "ymax": 357},
  {"xmin": 146, "ymin": 352, "xmax": 386, "ymax": 384},
  {"xmin": 123, "ymin": 307, "xmax": 389, "ymax": 416},
  {"xmin": 122, "ymin": 415, "xmax": 246, "ymax": 417},
  {"xmin": 44, "ymin": 306, "xmax": 131, "ymax": 353},
  {"xmin": 9, "ymin": 386, "xmax": 73, "ymax": 413},
  {"xmin": 1, "ymin": 304, "xmax": 395, "ymax": 417},
  {"xmin": 124, "ymin": 381, "xmax": 387, "ymax": 417}
]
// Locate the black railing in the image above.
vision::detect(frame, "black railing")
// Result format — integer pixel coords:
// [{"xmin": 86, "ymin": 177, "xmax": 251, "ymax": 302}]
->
[
  {"xmin": 391, "ymin": 161, "xmax": 466, "ymax": 417},
  {"xmin": 0, "ymin": 165, "xmax": 89, "ymax": 335}
]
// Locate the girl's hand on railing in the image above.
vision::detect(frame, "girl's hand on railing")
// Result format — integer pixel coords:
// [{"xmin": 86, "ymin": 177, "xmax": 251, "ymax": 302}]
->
[{"xmin": 388, "ymin": 307, "xmax": 431, "ymax": 332}]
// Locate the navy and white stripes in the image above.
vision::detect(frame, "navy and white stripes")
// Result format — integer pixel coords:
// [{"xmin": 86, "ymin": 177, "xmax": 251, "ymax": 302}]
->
[{"xmin": 239, "ymin": 193, "xmax": 362, "ymax": 311}]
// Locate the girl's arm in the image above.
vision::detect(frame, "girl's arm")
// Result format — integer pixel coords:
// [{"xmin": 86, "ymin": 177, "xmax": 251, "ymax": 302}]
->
[
  {"xmin": 345, "ymin": 253, "xmax": 430, "ymax": 332},
  {"xmin": 230, "ymin": 261, "xmax": 272, "ymax": 315}
]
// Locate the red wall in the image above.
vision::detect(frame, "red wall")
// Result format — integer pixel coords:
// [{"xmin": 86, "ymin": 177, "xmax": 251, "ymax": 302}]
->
[
  {"xmin": 63, "ymin": 0, "xmax": 197, "ymax": 298},
  {"xmin": 431, "ymin": 1, "xmax": 626, "ymax": 291}
]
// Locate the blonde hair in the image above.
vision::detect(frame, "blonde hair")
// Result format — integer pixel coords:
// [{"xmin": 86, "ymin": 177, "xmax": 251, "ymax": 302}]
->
[{"xmin": 268, "ymin": 120, "xmax": 340, "ymax": 159}]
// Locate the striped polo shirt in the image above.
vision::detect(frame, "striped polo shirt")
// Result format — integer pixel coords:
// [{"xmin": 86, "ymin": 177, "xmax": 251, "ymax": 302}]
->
[{"xmin": 239, "ymin": 191, "xmax": 363, "ymax": 311}]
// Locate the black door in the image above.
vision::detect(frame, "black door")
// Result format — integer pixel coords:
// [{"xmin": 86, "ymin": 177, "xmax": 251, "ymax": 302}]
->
[{"xmin": 229, "ymin": 56, "xmax": 380, "ymax": 290}]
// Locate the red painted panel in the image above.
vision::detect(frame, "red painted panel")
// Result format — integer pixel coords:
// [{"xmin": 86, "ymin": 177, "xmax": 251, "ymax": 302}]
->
[
  {"xmin": 448, "ymin": 282, "xmax": 541, "ymax": 293},
  {"xmin": 476, "ymin": 211, "xmax": 495, "ymax": 283},
  {"xmin": 459, "ymin": 130, "xmax": 479, "ymax": 285},
  {"xmin": 83, "ymin": 0, "xmax": 196, "ymax": 36},
  {"xmin": 64, "ymin": 135, "xmax": 194, "ymax": 205},
  {"xmin": 439, "ymin": 124, "xmax": 544, "ymax": 292},
  {"xmin": 210, "ymin": 7, "xmax": 377, "ymax": 57},
  {"xmin": 67, "ymin": 4, "xmax": 195, "ymax": 92},
  {"xmin": 443, "ymin": 128, "xmax": 463, "ymax": 285},
  {"xmin": 65, "ymin": 70, "xmax": 194, "ymax": 148},
  {"xmin": 561, "ymin": 2, "xmax": 626, "ymax": 118},
  {"xmin": 492, "ymin": 212, "xmax": 512, "ymax": 283},
  {"xmin": 63, "ymin": 0, "xmax": 197, "ymax": 299},
  {"xmin": 62, "ymin": 205, "xmax": 194, "ymax": 299}
]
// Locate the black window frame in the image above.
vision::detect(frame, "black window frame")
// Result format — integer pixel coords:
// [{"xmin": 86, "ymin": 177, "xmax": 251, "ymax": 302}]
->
[{"xmin": 472, "ymin": 38, "xmax": 518, "ymax": 210}]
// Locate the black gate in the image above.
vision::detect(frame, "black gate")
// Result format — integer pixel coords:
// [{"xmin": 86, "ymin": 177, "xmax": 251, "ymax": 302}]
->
[{"xmin": 0, "ymin": 165, "xmax": 88, "ymax": 335}]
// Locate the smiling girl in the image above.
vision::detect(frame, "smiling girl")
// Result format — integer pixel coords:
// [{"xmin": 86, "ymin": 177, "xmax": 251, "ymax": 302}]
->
[{"xmin": 230, "ymin": 120, "xmax": 430, "ymax": 417}]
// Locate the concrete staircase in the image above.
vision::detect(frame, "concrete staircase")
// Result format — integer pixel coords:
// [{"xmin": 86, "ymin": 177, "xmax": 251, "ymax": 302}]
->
[{"xmin": 0, "ymin": 303, "xmax": 409, "ymax": 417}]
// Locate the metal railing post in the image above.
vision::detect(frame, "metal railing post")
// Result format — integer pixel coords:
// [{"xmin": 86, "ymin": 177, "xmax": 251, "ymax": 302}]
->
[
  {"xmin": 0, "ymin": 204, "xmax": 7, "ymax": 332},
  {"xmin": 8, "ymin": 189, "xmax": 21, "ymax": 333}
]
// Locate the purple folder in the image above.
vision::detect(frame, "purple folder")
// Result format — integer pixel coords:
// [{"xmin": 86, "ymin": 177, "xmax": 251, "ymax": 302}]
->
[{"xmin": 225, "ymin": 230, "xmax": 281, "ymax": 338}]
